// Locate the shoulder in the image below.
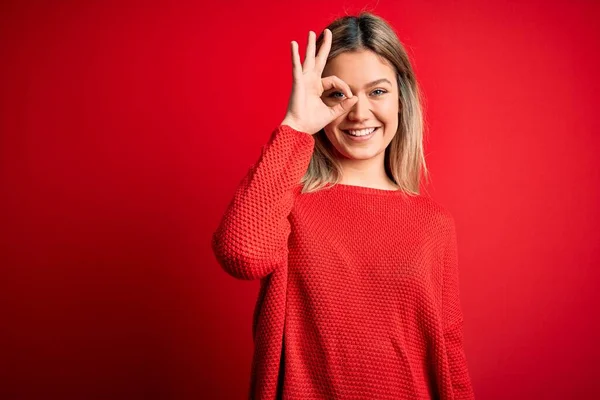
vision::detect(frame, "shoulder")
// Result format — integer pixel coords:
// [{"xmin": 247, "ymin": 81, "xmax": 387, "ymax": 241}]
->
[
  {"xmin": 413, "ymin": 195, "xmax": 455, "ymax": 223},
  {"xmin": 412, "ymin": 197, "xmax": 459, "ymax": 258},
  {"xmin": 413, "ymin": 195, "xmax": 456, "ymax": 244}
]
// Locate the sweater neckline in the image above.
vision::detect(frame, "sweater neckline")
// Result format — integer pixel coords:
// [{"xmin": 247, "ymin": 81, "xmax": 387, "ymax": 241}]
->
[{"xmin": 328, "ymin": 183, "xmax": 406, "ymax": 196}]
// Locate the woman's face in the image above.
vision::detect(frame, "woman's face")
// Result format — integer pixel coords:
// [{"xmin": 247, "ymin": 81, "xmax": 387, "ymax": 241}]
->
[{"xmin": 321, "ymin": 49, "xmax": 400, "ymax": 160}]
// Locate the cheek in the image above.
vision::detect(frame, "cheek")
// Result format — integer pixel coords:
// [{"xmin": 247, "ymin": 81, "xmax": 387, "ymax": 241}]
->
[
  {"xmin": 323, "ymin": 126, "xmax": 339, "ymax": 145},
  {"xmin": 377, "ymin": 100, "xmax": 400, "ymax": 122},
  {"xmin": 325, "ymin": 116, "xmax": 345, "ymax": 135},
  {"xmin": 322, "ymin": 122, "xmax": 335, "ymax": 138}
]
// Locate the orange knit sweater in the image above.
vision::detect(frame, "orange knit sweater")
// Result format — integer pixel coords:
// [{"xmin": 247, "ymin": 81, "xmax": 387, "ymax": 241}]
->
[{"xmin": 211, "ymin": 125, "xmax": 475, "ymax": 399}]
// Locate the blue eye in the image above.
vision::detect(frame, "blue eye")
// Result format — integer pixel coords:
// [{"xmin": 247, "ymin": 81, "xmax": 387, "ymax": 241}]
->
[{"xmin": 327, "ymin": 89, "xmax": 388, "ymax": 98}]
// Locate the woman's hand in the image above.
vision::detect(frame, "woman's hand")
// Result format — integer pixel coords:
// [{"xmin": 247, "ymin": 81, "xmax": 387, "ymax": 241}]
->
[{"xmin": 281, "ymin": 29, "xmax": 358, "ymax": 135}]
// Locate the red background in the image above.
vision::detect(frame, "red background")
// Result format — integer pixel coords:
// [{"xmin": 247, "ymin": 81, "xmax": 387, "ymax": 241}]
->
[{"xmin": 1, "ymin": 0, "xmax": 599, "ymax": 398}]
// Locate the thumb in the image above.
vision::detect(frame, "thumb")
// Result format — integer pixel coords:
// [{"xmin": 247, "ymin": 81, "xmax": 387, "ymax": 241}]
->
[{"xmin": 329, "ymin": 95, "xmax": 358, "ymax": 118}]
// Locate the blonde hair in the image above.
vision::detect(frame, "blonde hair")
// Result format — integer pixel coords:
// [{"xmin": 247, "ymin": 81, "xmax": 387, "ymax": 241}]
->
[{"xmin": 300, "ymin": 12, "xmax": 429, "ymax": 198}]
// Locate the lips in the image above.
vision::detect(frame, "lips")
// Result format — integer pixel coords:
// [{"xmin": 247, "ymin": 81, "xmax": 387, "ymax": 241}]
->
[
  {"xmin": 342, "ymin": 126, "xmax": 380, "ymax": 132},
  {"xmin": 342, "ymin": 125, "xmax": 382, "ymax": 136},
  {"xmin": 342, "ymin": 127, "xmax": 379, "ymax": 141},
  {"xmin": 343, "ymin": 127, "xmax": 379, "ymax": 136}
]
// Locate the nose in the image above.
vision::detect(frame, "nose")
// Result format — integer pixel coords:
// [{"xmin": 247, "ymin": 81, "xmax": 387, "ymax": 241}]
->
[{"xmin": 347, "ymin": 93, "xmax": 371, "ymax": 122}]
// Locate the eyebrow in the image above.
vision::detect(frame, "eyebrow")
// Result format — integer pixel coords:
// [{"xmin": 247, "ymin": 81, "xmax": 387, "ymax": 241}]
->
[{"xmin": 361, "ymin": 78, "xmax": 392, "ymax": 88}]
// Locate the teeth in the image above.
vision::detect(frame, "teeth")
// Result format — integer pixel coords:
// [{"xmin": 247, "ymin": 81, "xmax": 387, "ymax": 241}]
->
[{"xmin": 346, "ymin": 127, "xmax": 376, "ymax": 136}]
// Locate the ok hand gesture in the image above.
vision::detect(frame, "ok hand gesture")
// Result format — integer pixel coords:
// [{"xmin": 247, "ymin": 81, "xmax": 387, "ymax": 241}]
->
[{"xmin": 281, "ymin": 29, "xmax": 358, "ymax": 135}]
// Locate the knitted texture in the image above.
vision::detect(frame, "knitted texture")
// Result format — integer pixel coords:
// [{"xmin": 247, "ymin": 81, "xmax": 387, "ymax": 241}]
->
[{"xmin": 211, "ymin": 125, "xmax": 475, "ymax": 400}]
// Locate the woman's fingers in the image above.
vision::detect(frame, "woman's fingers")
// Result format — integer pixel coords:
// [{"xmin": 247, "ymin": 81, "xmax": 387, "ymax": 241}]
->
[
  {"xmin": 322, "ymin": 75, "xmax": 358, "ymax": 118},
  {"xmin": 329, "ymin": 96, "xmax": 359, "ymax": 118},
  {"xmin": 321, "ymin": 75, "xmax": 353, "ymax": 99},
  {"xmin": 294, "ymin": 29, "xmax": 329, "ymax": 76},
  {"xmin": 302, "ymin": 31, "xmax": 316, "ymax": 71},
  {"xmin": 284, "ymin": 30, "xmax": 356, "ymax": 133},
  {"xmin": 291, "ymin": 41, "xmax": 302, "ymax": 81},
  {"xmin": 314, "ymin": 29, "xmax": 331, "ymax": 74}
]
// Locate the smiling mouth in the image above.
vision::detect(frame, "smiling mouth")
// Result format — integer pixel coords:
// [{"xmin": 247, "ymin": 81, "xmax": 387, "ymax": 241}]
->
[{"xmin": 342, "ymin": 127, "xmax": 380, "ymax": 137}]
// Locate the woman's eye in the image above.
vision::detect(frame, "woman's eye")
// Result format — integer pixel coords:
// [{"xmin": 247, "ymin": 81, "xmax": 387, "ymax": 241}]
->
[{"xmin": 328, "ymin": 89, "xmax": 387, "ymax": 98}]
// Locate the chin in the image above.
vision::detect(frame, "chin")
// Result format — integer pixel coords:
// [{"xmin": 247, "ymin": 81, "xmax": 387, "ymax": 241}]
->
[
  {"xmin": 336, "ymin": 142, "xmax": 382, "ymax": 160},
  {"xmin": 345, "ymin": 149, "xmax": 382, "ymax": 160}
]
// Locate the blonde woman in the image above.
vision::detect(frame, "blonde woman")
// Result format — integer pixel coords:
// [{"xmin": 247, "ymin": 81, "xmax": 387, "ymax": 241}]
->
[{"xmin": 212, "ymin": 12, "xmax": 475, "ymax": 400}]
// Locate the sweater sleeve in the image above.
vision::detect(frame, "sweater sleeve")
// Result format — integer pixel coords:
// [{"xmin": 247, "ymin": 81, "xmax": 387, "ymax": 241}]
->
[
  {"xmin": 211, "ymin": 124, "xmax": 315, "ymax": 280},
  {"xmin": 442, "ymin": 216, "xmax": 476, "ymax": 399}
]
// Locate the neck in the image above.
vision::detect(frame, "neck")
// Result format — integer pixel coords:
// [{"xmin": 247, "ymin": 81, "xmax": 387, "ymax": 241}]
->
[{"xmin": 336, "ymin": 152, "xmax": 398, "ymax": 190}]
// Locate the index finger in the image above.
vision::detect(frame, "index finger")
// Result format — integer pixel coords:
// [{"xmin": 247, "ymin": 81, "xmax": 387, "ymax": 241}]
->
[
  {"xmin": 315, "ymin": 29, "xmax": 331, "ymax": 74},
  {"xmin": 322, "ymin": 75, "xmax": 353, "ymax": 98}
]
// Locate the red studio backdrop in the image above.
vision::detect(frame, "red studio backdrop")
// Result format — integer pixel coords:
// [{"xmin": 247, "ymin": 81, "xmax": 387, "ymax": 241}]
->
[{"xmin": 1, "ymin": 1, "xmax": 599, "ymax": 398}]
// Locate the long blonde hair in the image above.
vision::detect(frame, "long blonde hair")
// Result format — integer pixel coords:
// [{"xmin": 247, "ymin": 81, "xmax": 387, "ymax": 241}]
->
[{"xmin": 300, "ymin": 12, "xmax": 429, "ymax": 197}]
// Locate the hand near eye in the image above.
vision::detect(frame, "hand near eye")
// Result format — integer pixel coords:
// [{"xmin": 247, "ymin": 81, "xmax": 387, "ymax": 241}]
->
[{"xmin": 281, "ymin": 29, "xmax": 359, "ymax": 135}]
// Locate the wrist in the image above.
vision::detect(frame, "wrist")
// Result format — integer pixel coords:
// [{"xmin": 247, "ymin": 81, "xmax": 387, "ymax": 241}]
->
[{"xmin": 281, "ymin": 117, "xmax": 308, "ymax": 134}]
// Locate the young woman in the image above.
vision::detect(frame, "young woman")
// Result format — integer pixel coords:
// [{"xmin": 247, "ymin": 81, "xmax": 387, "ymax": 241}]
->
[{"xmin": 212, "ymin": 12, "xmax": 475, "ymax": 400}]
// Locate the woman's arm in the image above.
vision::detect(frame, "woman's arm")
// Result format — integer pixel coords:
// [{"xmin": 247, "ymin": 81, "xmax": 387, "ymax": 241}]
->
[
  {"xmin": 442, "ymin": 215, "xmax": 476, "ymax": 399},
  {"xmin": 211, "ymin": 124, "xmax": 314, "ymax": 280},
  {"xmin": 212, "ymin": 29, "xmax": 357, "ymax": 281}
]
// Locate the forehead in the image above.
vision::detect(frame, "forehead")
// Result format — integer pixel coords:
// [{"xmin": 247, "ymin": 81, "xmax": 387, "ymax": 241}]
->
[{"xmin": 323, "ymin": 50, "xmax": 397, "ymax": 87}]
